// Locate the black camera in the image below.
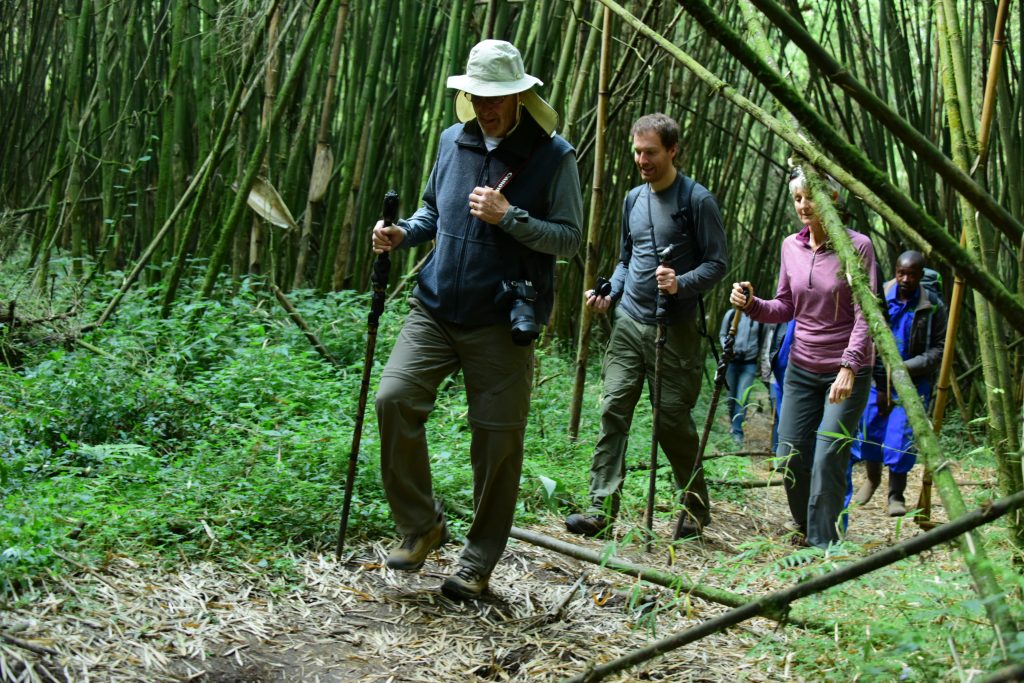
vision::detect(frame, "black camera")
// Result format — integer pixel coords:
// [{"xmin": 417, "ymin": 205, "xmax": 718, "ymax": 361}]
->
[
  {"xmin": 496, "ymin": 279, "xmax": 540, "ymax": 346},
  {"xmin": 595, "ymin": 276, "xmax": 612, "ymax": 297}
]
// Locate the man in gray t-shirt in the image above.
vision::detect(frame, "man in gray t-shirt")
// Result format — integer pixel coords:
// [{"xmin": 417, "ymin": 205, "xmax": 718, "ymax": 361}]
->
[{"xmin": 566, "ymin": 113, "xmax": 728, "ymax": 540}]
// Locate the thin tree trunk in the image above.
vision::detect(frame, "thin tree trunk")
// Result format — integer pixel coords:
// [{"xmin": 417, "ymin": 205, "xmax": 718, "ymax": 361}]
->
[{"xmin": 568, "ymin": 7, "xmax": 611, "ymax": 439}]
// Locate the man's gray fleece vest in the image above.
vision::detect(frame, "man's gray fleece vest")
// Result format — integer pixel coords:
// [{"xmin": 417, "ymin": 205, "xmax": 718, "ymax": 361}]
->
[{"xmin": 414, "ymin": 112, "xmax": 573, "ymax": 327}]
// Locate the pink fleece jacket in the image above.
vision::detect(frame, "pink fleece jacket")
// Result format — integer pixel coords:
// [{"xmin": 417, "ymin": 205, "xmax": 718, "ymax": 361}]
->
[{"xmin": 746, "ymin": 226, "xmax": 876, "ymax": 374}]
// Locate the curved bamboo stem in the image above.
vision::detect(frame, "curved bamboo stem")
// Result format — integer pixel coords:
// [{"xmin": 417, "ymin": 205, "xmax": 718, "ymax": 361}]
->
[
  {"xmin": 560, "ymin": 488, "xmax": 1024, "ymax": 683},
  {"xmin": 743, "ymin": 0, "xmax": 1024, "ymax": 245}
]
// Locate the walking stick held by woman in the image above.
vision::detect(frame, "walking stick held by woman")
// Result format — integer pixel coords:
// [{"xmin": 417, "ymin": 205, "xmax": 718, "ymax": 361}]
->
[
  {"xmin": 336, "ymin": 190, "xmax": 399, "ymax": 558},
  {"xmin": 673, "ymin": 286, "xmax": 749, "ymax": 538},
  {"xmin": 645, "ymin": 243, "xmax": 681, "ymax": 552}
]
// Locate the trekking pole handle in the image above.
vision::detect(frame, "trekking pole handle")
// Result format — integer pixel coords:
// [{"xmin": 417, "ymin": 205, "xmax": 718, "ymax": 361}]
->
[
  {"xmin": 729, "ymin": 287, "xmax": 750, "ymax": 336},
  {"xmin": 370, "ymin": 191, "xmax": 398, "ymax": 325}
]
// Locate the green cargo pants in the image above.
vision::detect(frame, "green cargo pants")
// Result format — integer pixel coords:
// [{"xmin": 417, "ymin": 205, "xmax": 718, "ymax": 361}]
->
[
  {"xmin": 375, "ymin": 300, "xmax": 533, "ymax": 576},
  {"xmin": 587, "ymin": 313, "xmax": 708, "ymax": 522}
]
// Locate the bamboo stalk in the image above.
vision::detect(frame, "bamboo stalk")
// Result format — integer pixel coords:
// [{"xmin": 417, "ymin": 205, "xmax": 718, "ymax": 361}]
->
[
  {"xmin": 293, "ymin": 1, "xmax": 349, "ymax": 290},
  {"xmin": 743, "ymin": 0, "xmax": 1024, "ymax": 245},
  {"xmin": 936, "ymin": 6, "xmax": 1023, "ymax": 558},
  {"xmin": 568, "ymin": 6, "xmax": 611, "ymax": 439},
  {"xmin": 560, "ymin": 487, "xmax": 1024, "ymax": 683},
  {"xmin": 153, "ymin": 0, "xmax": 190, "ymax": 267},
  {"xmin": 508, "ymin": 526, "xmax": 820, "ymax": 628},
  {"xmin": 86, "ymin": 4, "xmax": 275, "ymax": 327},
  {"xmin": 802, "ymin": 160, "xmax": 1016, "ymax": 652},
  {"xmin": 198, "ymin": 0, "xmax": 334, "ymax": 302},
  {"xmin": 672, "ymin": 0, "xmax": 1024, "ymax": 335}
]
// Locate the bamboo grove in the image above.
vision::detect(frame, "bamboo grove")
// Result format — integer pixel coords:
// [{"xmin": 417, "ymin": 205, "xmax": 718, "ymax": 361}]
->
[{"xmin": 0, "ymin": 0, "xmax": 1022, "ymax": 625}]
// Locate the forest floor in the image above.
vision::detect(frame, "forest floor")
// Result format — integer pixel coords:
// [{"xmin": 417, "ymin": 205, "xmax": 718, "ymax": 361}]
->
[{"xmin": 3, "ymin": 411, "xmax": 975, "ymax": 683}]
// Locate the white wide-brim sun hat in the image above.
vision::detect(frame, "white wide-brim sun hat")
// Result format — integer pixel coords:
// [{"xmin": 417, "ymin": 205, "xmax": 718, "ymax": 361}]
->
[{"xmin": 446, "ymin": 39, "xmax": 558, "ymax": 135}]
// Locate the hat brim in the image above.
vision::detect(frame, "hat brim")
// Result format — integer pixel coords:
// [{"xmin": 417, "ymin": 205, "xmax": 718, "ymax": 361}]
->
[
  {"xmin": 453, "ymin": 89, "xmax": 559, "ymax": 137},
  {"xmin": 446, "ymin": 73, "xmax": 542, "ymax": 97}
]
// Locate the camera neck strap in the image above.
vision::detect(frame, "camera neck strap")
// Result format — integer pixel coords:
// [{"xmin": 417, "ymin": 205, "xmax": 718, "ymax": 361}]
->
[{"xmin": 492, "ymin": 139, "xmax": 544, "ymax": 193}]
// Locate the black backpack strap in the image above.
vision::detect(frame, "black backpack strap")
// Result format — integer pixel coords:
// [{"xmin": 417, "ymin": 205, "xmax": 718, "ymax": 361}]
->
[
  {"xmin": 674, "ymin": 174, "xmax": 716, "ymax": 353},
  {"xmin": 622, "ymin": 186, "xmax": 643, "ymax": 265}
]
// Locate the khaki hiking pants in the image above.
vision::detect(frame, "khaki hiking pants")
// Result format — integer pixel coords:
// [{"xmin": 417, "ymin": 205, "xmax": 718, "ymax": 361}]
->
[
  {"xmin": 587, "ymin": 314, "xmax": 707, "ymax": 523},
  {"xmin": 375, "ymin": 299, "xmax": 533, "ymax": 576}
]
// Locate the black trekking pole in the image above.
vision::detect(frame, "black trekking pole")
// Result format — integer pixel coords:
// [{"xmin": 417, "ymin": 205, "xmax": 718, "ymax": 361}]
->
[
  {"xmin": 336, "ymin": 190, "xmax": 399, "ymax": 559},
  {"xmin": 674, "ymin": 287, "xmax": 748, "ymax": 537},
  {"xmin": 645, "ymin": 243, "xmax": 682, "ymax": 552}
]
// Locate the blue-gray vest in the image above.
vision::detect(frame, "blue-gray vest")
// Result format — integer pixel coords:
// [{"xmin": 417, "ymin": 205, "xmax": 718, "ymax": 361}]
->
[{"xmin": 413, "ymin": 113, "xmax": 573, "ymax": 326}]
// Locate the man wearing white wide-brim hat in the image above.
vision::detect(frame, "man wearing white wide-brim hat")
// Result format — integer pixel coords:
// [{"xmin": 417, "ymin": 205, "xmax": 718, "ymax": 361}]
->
[{"xmin": 371, "ymin": 39, "xmax": 583, "ymax": 600}]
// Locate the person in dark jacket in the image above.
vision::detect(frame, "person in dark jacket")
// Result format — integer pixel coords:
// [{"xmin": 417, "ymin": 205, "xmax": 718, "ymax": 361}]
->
[
  {"xmin": 371, "ymin": 40, "xmax": 583, "ymax": 599},
  {"xmin": 564, "ymin": 113, "xmax": 728, "ymax": 540},
  {"xmin": 850, "ymin": 251, "xmax": 947, "ymax": 516},
  {"xmin": 720, "ymin": 309, "xmax": 762, "ymax": 444}
]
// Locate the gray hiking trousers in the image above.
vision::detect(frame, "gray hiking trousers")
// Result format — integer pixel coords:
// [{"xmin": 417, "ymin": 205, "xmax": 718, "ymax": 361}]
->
[{"xmin": 777, "ymin": 362, "xmax": 871, "ymax": 548}]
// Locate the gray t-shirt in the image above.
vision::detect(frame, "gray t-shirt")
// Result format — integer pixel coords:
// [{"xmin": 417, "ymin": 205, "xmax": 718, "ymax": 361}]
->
[{"xmin": 611, "ymin": 174, "xmax": 729, "ymax": 326}]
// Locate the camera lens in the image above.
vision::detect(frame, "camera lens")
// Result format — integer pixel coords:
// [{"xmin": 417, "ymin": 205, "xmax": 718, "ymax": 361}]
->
[{"xmin": 509, "ymin": 299, "xmax": 540, "ymax": 346}]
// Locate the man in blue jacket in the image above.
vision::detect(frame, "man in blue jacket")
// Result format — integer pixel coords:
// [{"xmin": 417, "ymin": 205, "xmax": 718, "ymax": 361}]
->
[
  {"xmin": 850, "ymin": 251, "xmax": 947, "ymax": 516},
  {"xmin": 371, "ymin": 40, "xmax": 583, "ymax": 599}
]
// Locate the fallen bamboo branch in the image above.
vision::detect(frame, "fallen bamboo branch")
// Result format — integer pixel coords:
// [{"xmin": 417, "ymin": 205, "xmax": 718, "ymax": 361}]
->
[
  {"xmin": 702, "ymin": 449, "xmax": 772, "ymax": 460},
  {"xmin": 0, "ymin": 630, "xmax": 59, "ymax": 657},
  {"xmin": 560, "ymin": 488, "xmax": 1024, "ymax": 683},
  {"xmin": 627, "ymin": 449, "xmax": 772, "ymax": 471},
  {"xmin": 509, "ymin": 527, "xmax": 819, "ymax": 630},
  {"xmin": 73, "ymin": 337, "xmax": 115, "ymax": 360},
  {"xmin": 514, "ymin": 571, "xmax": 590, "ymax": 630},
  {"xmin": 707, "ymin": 478, "xmax": 784, "ymax": 488},
  {"xmin": 271, "ymin": 284, "xmax": 340, "ymax": 368}
]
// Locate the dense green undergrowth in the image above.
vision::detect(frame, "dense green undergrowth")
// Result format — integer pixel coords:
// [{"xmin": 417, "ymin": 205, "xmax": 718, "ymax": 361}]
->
[{"xmin": 1, "ymin": 259, "xmax": 1021, "ymax": 680}]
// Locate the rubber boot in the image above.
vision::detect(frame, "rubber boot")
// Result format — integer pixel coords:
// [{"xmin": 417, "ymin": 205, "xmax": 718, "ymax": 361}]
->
[
  {"xmin": 887, "ymin": 471, "xmax": 908, "ymax": 517},
  {"xmin": 853, "ymin": 461, "xmax": 882, "ymax": 505}
]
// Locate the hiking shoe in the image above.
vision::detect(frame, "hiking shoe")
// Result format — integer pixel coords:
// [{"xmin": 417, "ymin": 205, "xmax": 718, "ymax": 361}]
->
[
  {"xmin": 565, "ymin": 513, "xmax": 610, "ymax": 537},
  {"xmin": 782, "ymin": 520, "xmax": 808, "ymax": 546},
  {"xmin": 441, "ymin": 566, "xmax": 489, "ymax": 600},
  {"xmin": 673, "ymin": 511, "xmax": 710, "ymax": 540},
  {"xmin": 386, "ymin": 520, "xmax": 449, "ymax": 571}
]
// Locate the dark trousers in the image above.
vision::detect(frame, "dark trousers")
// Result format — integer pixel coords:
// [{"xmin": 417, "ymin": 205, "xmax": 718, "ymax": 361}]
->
[{"xmin": 777, "ymin": 363, "xmax": 871, "ymax": 548}]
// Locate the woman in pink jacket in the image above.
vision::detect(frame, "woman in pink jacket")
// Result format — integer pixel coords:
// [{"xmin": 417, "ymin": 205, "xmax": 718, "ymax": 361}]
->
[{"xmin": 730, "ymin": 167, "xmax": 875, "ymax": 549}]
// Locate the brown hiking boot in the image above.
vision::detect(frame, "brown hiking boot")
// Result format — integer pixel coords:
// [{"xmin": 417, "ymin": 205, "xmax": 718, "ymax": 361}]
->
[
  {"xmin": 853, "ymin": 461, "xmax": 882, "ymax": 505},
  {"xmin": 441, "ymin": 566, "xmax": 489, "ymax": 600},
  {"xmin": 565, "ymin": 513, "xmax": 611, "ymax": 538},
  {"xmin": 386, "ymin": 505, "xmax": 449, "ymax": 571}
]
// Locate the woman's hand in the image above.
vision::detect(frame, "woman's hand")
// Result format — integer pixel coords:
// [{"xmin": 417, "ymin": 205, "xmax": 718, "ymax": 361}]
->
[
  {"xmin": 829, "ymin": 366, "xmax": 856, "ymax": 404},
  {"xmin": 729, "ymin": 282, "xmax": 754, "ymax": 310}
]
